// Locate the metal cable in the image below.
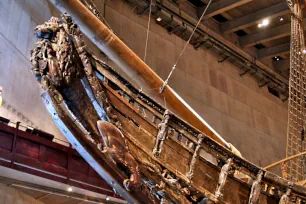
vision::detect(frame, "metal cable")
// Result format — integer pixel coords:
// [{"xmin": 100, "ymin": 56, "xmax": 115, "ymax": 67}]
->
[{"xmin": 159, "ymin": 0, "xmax": 213, "ymax": 93}]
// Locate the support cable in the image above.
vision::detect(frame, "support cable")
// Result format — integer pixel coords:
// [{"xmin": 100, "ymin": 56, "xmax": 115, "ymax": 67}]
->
[{"xmin": 159, "ymin": 0, "xmax": 213, "ymax": 93}]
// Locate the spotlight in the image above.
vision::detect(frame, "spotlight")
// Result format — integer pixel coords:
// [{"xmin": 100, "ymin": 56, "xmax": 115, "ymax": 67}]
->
[
  {"xmin": 106, "ymin": 197, "xmax": 110, "ymax": 201},
  {"xmin": 258, "ymin": 19, "xmax": 269, "ymax": 28},
  {"xmin": 156, "ymin": 17, "xmax": 162, "ymax": 22},
  {"xmin": 67, "ymin": 186, "xmax": 73, "ymax": 192},
  {"xmin": 262, "ymin": 19, "xmax": 269, "ymax": 26},
  {"xmin": 303, "ymin": 49, "xmax": 306, "ymax": 54},
  {"xmin": 279, "ymin": 17, "xmax": 284, "ymax": 21}
]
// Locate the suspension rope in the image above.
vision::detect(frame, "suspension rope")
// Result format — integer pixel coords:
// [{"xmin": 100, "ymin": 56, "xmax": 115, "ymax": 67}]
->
[
  {"xmin": 285, "ymin": 0, "xmax": 306, "ymax": 182},
  {"xmin": 144, "ymin": 0, "xmax": 152, "ymax": 63},
  {"xmin": 159, "ymin": 0, "xmax": 213, "ymax": 93}
]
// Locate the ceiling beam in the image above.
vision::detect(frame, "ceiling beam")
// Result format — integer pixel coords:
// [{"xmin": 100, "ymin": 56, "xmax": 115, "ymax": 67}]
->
[
  {"xmin": 273, "ymin": 59, "xmax": 290, "ymax": 78},
  {"xmin": 240, "ymin": 18, "xmax": 306, "ymax": 47},
  {"xmin": 239, "ymin": 22, "xmax": 291, "ymax": 47},
  {"xmin": 257, "ymin": 43, "xmax": 290, "ymax": 59},
  {"xmin": 197, "ymin": 0, "xmax": 252, "ymax": 18},
  {"xmin": 220, "ymin": 2, "xmax": 289, "ymax": 33},
  {"xmin": 273, "ymin": 59, "xmax": 289, "ymax": 71}
]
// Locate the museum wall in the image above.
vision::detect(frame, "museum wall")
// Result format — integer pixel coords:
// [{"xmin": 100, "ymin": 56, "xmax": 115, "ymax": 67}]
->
[{"xmin": 0, "ymin": 0, "xmax": 288, "ymax": 168}]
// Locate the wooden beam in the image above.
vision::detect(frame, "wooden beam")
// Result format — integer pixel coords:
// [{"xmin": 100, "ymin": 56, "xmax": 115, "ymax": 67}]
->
[
  {"xmin": 197, "ymin": 0, "xmax": 252, "ymax": 18},
  {"xmin": 257, "ymin": 43, "xmax": 290, "ymax": 59},
  {"xmin": 264, "ymin": 151, "xmax": 306, "ymax": 170},
  {"xmin": 273, "ymin": 59, "xmax": 290, "ymax": 71},
  {"xmin": 239, "ymin": 23, "xmax": 291, "ymax": 47},
  {"xmin": 239, "ymin": 18, "xmax": 306, "ymax": 47},
  {"xmin": 220, "ymin": 2, "xmax": 289, "ymax": 33}
]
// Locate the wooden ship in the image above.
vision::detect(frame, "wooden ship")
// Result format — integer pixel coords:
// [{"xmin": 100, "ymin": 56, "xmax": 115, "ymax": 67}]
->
[{"xmin": 30, "ymin": 0, "xmax": 306, "ymax": 203}]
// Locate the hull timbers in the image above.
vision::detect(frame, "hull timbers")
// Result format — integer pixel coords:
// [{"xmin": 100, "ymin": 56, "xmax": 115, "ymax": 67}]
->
[{"xmin": 30, "ymin": 14, "xmax": 306, "ymax": 204}]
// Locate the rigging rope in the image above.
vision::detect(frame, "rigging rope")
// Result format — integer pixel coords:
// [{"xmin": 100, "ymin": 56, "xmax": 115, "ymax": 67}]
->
[
  {"xmin": 285, "ymin": 0, "xmax": 306, "ymax": 182},
  {"xmin": 144, "ymin": 0, "xmax": 153, "ymax": 63},
  {"xmin": 159, "ymin": 0, "xmax": 213, "ymax": 93}
]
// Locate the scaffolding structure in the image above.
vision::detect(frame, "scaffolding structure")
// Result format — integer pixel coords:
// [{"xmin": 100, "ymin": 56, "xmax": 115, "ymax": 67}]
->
[{"xmin": 286, "ymin": 0, "xmax": 306, "ymax": 182}]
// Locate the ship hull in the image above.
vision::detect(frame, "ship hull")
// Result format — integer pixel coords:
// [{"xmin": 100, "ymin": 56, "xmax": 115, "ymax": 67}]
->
[{"xmin": 31, "ymin": 14, "xmax": 306, "ymax": 204}]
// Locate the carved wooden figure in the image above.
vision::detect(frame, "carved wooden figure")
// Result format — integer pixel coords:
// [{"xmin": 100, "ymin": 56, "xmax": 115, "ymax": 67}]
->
[
  {"xmin": 153, "ymin": 110, "xmax": 171, "ymax": 157},
  {"xmin": 249, "ymin": 171, "xmax": 264, "ymax": 204},
  {"xmin": 215, "ymin": 158, "xmax": 233, "ymax": 200},
  {"xmin": 186, "ymin": 135, "xmax": 204, "ymax": 180},
  {"xmin": 97, "ymin": 121, "xmax": 141, "ymax": 191},
  {"xmin": 279, "ymin": 188, "xmax": 291, "ymax": 204}
]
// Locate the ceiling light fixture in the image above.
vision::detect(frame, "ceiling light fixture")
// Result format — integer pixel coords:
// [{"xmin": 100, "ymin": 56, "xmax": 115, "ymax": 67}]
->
[
  {"xmin": 156, "ymin": 17, "xmax": 162, "ymax": 22},
  {"xmin": 67, "ymin": 186, "xmax": 73, "ymax": 192},
  {"xmin": 279, "ymin": 17, "xmax": 284, "ymax": 21},
  {"xmin": 106, "ymin": 197, "xmax": 110, "ymax": 201},
  {"xmin": 258, "ymin": 19, "xmax": 269, "ymax": 28},
  {"xmin": 262, "ymin": 19, "xmax": 269, "ymax": 26},
  {"xmin": 303, "ymin": 49, "xmax": 306, "ymax": 54}
]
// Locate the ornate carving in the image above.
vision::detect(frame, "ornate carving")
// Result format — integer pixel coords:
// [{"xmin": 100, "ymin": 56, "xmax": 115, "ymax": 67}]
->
[
  {"xmin": 281, "ymin": 161, "xmax": 289, "ymax": 180},
  {"xmin": 248, "ymin": 170, "xmax": 264, "ymax": 204},
  {"xmin": 31, "ymin": 14, "xmax": 140, "ymax": 192},
  {"xmin": 279, "ymin": 188, "xmax": 291, "ymax": 204},
  {"xmin": 97, "ymin": 120, "xmax": 141, "ymax": 191},
  {"xmin": 31, "ymin": 16, "xmax": 84, "ymax": 88},
  {"xmin": 186, "ymin": 134, "xmax": 204, "ymax": 180},
  {"xmin": 215, "ymin": 158, "xmax": 233, "ymax": 200},
  {"xmin": 153, "ymin": 110, "xmax": 171, "ymax": 157}
]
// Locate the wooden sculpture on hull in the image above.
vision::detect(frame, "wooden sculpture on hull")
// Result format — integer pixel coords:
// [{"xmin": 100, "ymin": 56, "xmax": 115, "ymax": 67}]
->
[
  {"xmin": 30, "ymin": 7, "xmax": 306, "ymax": 204},
  {"xmin": 97, "ymin": 120, "xmax": 141, "ymax": 191},
  {"xmin": 31, "ymin": 15, "xmax": 144, "ymax": 202}
]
